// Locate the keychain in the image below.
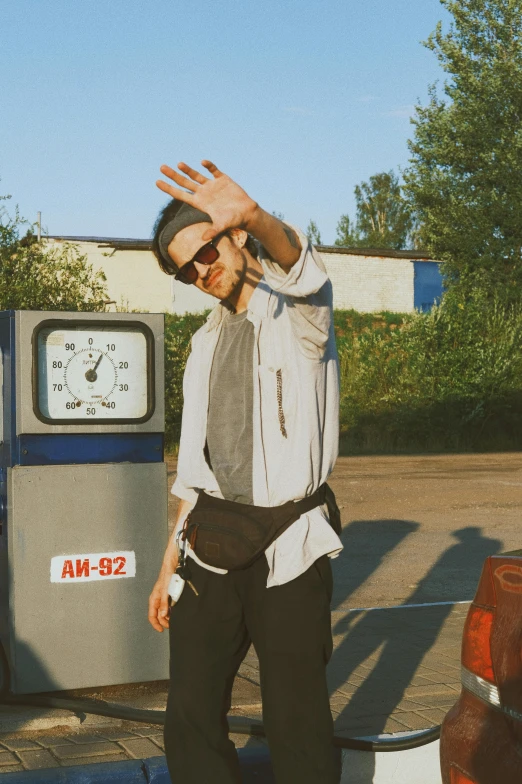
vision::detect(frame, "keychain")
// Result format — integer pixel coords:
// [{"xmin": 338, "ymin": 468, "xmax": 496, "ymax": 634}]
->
[{"xmin": 168, "ymin": 528, "xmax": 199, "ymax": 605}]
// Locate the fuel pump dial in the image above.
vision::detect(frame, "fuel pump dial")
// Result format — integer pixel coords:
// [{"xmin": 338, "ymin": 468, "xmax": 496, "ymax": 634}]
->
[{"xmin": 34, "ymin": 322, "xmax": 154, "ymax": 423}]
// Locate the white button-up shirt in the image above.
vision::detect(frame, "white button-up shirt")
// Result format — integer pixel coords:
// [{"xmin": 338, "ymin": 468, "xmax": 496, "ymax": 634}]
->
[{"xmin": 172, "ymin": 225, "xmax": 343, "ymax": 586}]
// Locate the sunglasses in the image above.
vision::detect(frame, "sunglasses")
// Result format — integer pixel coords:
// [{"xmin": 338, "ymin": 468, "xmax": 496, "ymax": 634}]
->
[{"xmin": 174, "ymin": 232, "xmax": 227, "ymax": 285}]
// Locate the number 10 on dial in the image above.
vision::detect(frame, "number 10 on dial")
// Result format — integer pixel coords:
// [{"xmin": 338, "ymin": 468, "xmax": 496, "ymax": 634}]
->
[{"xmin": 35, "ymin": 324, "xmax": 152, "ymax": 422}]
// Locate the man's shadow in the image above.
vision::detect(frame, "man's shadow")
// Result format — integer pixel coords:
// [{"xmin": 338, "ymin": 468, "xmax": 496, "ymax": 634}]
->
[{"xmin": 329, "ymin": 525, "xmax": 502, "ymax": 784}]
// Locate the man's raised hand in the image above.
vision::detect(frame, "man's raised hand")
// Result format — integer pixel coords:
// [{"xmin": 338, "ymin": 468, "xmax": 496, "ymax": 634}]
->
[{"xmin": 156, "ymin": 160, "xmax": 258, "ymax": 242}]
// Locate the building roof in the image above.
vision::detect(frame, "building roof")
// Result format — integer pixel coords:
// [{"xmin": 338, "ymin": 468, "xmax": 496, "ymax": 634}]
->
[
  {"xmin": 48, "ymin": 236, "xmax": 439, "ymax": 261},
  {"xmin": 316, "ymin": 245, "xmax": 437, "ymax": 261},
  {"xmin": 48, "ymin": 236, "xmax": 152, "ymax": 251}
]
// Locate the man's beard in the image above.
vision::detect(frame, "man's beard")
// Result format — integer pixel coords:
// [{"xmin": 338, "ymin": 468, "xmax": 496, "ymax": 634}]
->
[{"xmin": 203, "ymin": 253, "xmax": 247, "ymax": 301}]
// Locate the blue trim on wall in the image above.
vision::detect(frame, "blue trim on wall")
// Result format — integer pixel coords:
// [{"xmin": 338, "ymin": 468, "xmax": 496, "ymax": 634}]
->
[
  {"xmin": 413, "ymin": 261, "xmax": 443, "ymax": 312},
  {"xmin": 15, "ymin": 433, "xmax": 164, "ymax": 466}
]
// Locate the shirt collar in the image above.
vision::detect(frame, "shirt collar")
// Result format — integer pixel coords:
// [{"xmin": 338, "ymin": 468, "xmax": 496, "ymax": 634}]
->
[{"xmin": 204, "ymin": 277, "xmax": 271, "ymax": 331}]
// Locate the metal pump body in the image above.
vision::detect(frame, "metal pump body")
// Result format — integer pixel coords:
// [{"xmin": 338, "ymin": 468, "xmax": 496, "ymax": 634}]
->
[{"xmin": 0, "ymin": 310, "xmax": 169, "ymax": 693}]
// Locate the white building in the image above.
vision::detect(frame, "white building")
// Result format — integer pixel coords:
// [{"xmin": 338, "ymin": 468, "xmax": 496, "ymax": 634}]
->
[{"xmin": 47, "ymin": 236, "xmax": 442, "ymax": 315}]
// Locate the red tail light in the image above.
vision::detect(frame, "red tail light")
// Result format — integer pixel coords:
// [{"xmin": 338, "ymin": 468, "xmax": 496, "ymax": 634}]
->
[
  {"xmin": 461, "ymin": 558, "xmax": 497, "ymax": 683},
  {"xmin": 461, "ymin": 605, "xmax": 495, "ymax": 682},
  {"xmin": 450, "ymin": 768, "xmax": 476, "ymax": 784}
]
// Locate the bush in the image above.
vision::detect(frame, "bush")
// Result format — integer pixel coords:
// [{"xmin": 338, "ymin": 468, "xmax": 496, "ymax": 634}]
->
[
  {"xmin": 164, "ymin": 312, "xmax": 208, "ymax": 450},
  {"xmin": 163, "ymin": 296, "xmax": 522, "ymax": 455},
  {"xmin": 0, "ymin": 200, "xmax": 108, "ymax": 311},
  {"xmin": 338, "ymin": 290, "xmax": 522, "ymax": 453}
]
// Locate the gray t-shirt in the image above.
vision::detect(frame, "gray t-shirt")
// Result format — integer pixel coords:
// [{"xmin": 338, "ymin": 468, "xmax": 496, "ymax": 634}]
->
[{"xmin": 206, "ymin": 310, "xmax": 255, "ymax": 504}]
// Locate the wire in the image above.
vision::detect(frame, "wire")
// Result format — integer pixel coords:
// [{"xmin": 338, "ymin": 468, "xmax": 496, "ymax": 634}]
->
[
  {"xmin": 0, "ymin": 694, "xmax": 440, "ymax": 752},
  {"xmin": 0, "ymin": 642, "xmax": 440, "ymax": 752}
]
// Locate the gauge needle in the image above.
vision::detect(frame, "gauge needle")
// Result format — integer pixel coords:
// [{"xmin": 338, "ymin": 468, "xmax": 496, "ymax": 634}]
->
[{"xmin": 85, "ymin": 353, "xmax": 103, "ymax": 382}]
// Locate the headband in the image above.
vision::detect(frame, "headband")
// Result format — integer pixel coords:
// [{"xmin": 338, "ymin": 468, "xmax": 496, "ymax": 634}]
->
[{"xmin": 158, "ymin": 203, "xmax": 213, "ymax": 268}]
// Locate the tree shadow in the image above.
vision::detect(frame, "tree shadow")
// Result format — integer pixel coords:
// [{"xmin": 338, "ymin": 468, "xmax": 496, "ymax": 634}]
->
[{"xmin": 329, "ymin": 525, "xmax": 502, "ymax": 784}]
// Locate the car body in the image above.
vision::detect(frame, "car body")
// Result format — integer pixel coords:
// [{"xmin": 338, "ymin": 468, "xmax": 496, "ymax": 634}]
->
[{"xmin": 440, "ymin": 551, "xmax": 522, "ymax": 783}]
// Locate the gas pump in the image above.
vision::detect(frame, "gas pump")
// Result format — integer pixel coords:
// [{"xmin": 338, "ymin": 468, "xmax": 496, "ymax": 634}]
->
[{"xmin": 0, "ymin": 310, "xmax": 168, "ymax": 694}]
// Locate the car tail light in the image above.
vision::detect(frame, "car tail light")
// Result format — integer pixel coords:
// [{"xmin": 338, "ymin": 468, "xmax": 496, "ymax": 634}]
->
[
  {"xmin": 461, "ymin": 605, "xmax": 495, "ymax": 682},
  {"xmin": 450, "ymin": 768, "xmax": 476, "ymax": 784},
  {"xmin": 461, "ymin": 558, "xmax": 497, "ymax": 683}
]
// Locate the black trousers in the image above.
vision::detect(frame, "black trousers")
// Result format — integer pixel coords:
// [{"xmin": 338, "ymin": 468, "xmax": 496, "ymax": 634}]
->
[{"xmin": 164, "ymin": 554, "xmax": 340, "ymax": 784}]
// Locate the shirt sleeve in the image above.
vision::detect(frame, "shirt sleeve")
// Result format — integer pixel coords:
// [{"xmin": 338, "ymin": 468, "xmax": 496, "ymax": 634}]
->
[
  {"xmin": 258, "ymin": 224, "xmax": 329, "ymax": 298},
  {"xmin": 171, "ymin": 474, "xmax": 200, "ymax": 503},
  {"xmin": 170, "ymin": 344, "xmax": 201, "ymax": 504}
]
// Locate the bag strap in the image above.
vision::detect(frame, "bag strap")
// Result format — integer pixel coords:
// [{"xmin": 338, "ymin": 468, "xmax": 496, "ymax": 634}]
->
[{"xmin": 291, "ymin": 483, "xmax": 327, "ymax": 517}]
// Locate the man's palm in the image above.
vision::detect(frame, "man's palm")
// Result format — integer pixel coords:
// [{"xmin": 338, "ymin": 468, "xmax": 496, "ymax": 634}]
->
[{"xmin": 156, "ymin": 160, "xmax": 257, "ymax": 241}]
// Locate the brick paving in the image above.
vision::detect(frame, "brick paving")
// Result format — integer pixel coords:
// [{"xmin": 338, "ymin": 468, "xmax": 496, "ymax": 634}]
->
[
  {"xmin": 0, "ymin": 602, "xmax": 467, "ymax": 774},
  {"xmin": 232, "ymin": 602, "xmax": 467, "ymax": 737}
]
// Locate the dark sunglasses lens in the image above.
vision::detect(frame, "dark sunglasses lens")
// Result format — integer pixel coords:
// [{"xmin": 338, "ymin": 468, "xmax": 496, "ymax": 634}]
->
[
  {"xmin": 176, "ymin": 262, "xmax": 198, "ymax": 285},
  {"xmin": 194, "ymin": 244, "xmax": 219, "ymax": 265}
]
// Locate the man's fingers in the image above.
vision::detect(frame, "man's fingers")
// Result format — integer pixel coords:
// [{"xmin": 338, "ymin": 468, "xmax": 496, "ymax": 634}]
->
[
  {"xmin": 148, "ymin": 612, "xmax": 164, "ymax": 632},
  {"xmin": 177, "ymin": 162, "xmax": 208, "ymax": 185},
  {"xmin": 148, "ymin": 592, "xmax": 169, "ymax": 632},
  {"xmin": 201, "ymin": 160, "xmax": 224, "ymax": 178},
  {"xmin": 158, "ymin": 600, "xmax": 170, "ymax": 630},
  {"xmin": 159, "ymin": 164, "xmax": 198, "ymax": 193},
  {"xmin": 155, "ymin": 179, "xmax": 196, "ymax": 203},
  {"xmin": 148, "ymin": 602, "xmax": 164, "ymax": 632}
]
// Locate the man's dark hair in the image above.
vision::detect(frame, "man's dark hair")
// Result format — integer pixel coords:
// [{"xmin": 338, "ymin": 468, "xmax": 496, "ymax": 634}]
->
[
  {"xmin": 151, "ymin": 198, "xmax": 258, "ymax": 277},
  {"xmin": 151, "ymin": 199, "xmax": 185, "ymax": 276}
]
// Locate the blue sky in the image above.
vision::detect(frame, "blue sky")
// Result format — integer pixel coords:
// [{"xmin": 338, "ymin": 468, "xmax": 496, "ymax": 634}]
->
[{"xmin": 1, "ymin": 0, "xmax": 450, "ymax": 245}]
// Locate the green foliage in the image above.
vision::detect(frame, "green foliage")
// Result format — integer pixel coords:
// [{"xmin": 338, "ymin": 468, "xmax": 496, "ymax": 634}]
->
[
  {"xmin": 0, "ymin": 200, "xmax": 107, "ymax": 311},
  {"xmin": 337, "ymin": 290, "xmax": 522, "ymax": 453},
  {"xmin": 164, "ymin": 311, "xmax": 208, "ymax": 450},
  {"xmin": 306, "ymin": 219, "xmax": 322, "ymax": 245},
  {"xmin": 335, "ymin": 171, "xmax": 414, "ymax": 249},
  {"xmin": 163, "ymin": 292, "xmax": 522, "ymax": 454},
  {"xmin": 334, "ymin": 214, "xmax": 358, "ymax": 248},
  {"xmin": 404, "ymin": 0, "xmax": 522, "ymax": 302},
  {"xmin": 163, "ymin": 297, "xmax": 522, "ymax": 455}
]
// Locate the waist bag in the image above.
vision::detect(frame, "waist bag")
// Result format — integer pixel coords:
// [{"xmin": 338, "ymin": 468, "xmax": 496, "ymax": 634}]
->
[{"xmin": 183, "ymin": 483, "xmax": 342, "ymax": 571}]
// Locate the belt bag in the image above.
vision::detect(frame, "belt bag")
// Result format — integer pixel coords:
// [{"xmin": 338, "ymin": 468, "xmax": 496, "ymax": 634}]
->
[{"xmin": 183, "ymin": 483, "xmax": 341, "ymax": 571}]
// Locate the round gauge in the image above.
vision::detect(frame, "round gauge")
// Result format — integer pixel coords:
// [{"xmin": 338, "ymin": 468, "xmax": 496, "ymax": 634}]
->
[{"xmin": 35, "ymin": 323, "xmax": 153, "ymax": 422}]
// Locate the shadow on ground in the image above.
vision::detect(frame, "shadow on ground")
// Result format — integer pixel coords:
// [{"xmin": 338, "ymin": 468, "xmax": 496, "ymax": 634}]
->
[{"xmin": 329, "ymin": 522, "xmax": 502, "ymax": 784}]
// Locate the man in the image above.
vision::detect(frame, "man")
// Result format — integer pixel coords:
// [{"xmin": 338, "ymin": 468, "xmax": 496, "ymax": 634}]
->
[{"xmin": 148, "ymin": 159, "xmax": 342, "ymax": 783}]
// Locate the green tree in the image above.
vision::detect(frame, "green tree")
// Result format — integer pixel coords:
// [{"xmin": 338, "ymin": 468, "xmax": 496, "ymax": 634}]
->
[
  {"xmin": 306, "ymin": 219, "xmax": 322, "ymax": 245},
  {"xmin": 335, "ymin": 171, "xmax": 413, "ymax": 249},
  {"xmin": 334, "ymin": 214, "xmax": 359, "ymax": 247},
  {"xmin": 0, "ymin": 197, "xmax": 108, "ymax": 311},
  {"xmin": 404, "ymin": 0, "xmax": 522, "ymax": 301}
]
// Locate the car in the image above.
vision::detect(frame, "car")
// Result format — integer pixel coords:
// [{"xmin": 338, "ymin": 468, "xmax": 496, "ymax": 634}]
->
[{"xmin": 440, "ymin": 550, "xmax": 522, "ymax": 783}]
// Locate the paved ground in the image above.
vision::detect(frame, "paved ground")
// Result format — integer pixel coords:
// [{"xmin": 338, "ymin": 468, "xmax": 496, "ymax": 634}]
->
[{"xmin": 0, "ymin": 453, "xmax": 519, "ymax": 775}]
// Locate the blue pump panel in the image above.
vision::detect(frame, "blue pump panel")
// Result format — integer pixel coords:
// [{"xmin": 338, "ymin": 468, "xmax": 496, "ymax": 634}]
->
[
  {"xmin": 16, "ymin": 433, "xmax": 163, "ymax": 466},
  {"xmin": 413, "ymin": 261, "xmax": 443, "ymax": 312}
]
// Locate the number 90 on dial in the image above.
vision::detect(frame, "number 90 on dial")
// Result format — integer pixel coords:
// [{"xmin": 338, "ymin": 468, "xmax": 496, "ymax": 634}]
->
[{"xmin": 34, "ymin": 322, "xmax": 153, "ymax": 423}]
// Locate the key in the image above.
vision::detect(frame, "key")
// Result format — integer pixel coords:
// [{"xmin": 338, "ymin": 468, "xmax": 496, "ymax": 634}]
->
[{"xmin": 176, "ymin": 561, "xmax": 199, "ymax": 596}]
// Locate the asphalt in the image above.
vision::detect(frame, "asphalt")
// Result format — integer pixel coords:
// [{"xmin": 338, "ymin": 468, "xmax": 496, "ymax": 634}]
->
[{"xmin": 0, "ymin": 452, "xmax": 519, "ymax": 777}]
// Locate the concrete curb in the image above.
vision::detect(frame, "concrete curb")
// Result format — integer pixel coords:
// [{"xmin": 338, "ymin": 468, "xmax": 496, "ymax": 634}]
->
[
  {"xmin": 0, "ymin": 758, "xmax": 144, "ymax": 782},
  {"xmin": 0, "ymin": 739, "xmax": 442, "ymax": 783},
  {"xmin": 340, "ymin": 736, "xmax": 442, "ymax": 784}
]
